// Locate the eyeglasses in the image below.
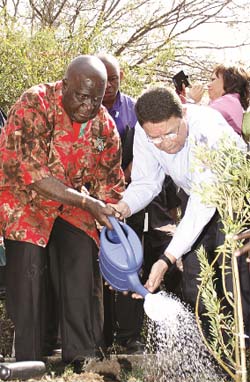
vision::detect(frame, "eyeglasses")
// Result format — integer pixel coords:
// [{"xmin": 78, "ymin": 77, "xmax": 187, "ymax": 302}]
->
[
  {"xmin": 147, "ymin": 132, "xmax": 178, "ymax": 145},
  {"xmin": 146, "ymin": 122, "xmax": 181, "ymax": 145}
]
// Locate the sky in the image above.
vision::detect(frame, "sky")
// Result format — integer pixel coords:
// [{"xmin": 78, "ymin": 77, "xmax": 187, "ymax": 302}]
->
[
  {"xmin": 185, "ymin": 17, "xmax": 250, "ymax": 67},
  {"xmin": 4, "ymin": 0, "xmax": 250, "ymax": 68}
]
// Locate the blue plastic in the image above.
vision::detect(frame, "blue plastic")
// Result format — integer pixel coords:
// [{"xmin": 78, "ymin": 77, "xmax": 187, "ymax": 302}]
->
[{"xmin": 99, "ymin": 216, "xmax": 149, "ymax": 298}]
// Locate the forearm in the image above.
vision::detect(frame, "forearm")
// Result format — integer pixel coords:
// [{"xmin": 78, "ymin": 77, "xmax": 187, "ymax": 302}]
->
[{"xmin": 29, "ymin": 176, "xmax": 93, "ymax": 210}]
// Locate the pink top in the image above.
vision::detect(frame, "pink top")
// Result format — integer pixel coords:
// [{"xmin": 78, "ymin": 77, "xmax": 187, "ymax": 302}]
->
[{"xmin": 209, "ymin": 93, "xmax": 243, "ymax": 135}]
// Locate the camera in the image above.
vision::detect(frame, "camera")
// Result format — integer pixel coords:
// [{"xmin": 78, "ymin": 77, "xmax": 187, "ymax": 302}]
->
[{"xmin": 172, "ymin": 70, "xmax": 190, "ymax": 93}]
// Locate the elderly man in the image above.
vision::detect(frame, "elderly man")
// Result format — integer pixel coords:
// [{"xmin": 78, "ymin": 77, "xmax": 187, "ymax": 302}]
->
[
  {"xmin": 113, "ymin": 87, "xmax": 250, "ymax": 335},
  {"xmin": 0, "ymin": 55, "xmax": 124, "ymax": 364}
]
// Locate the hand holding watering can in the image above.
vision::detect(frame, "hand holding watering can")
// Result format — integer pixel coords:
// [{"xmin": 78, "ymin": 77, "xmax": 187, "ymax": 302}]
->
[
  {"xmin": 99, "ymin": 216, "xmax": 174, "ymax": 322},
  {"xmin": 99, "ymin": 216, "xmax": 149, "ymax": 297}
]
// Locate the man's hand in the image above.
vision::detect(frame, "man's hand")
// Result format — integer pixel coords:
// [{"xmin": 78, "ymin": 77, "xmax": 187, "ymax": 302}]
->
[
  {"xmin": 84, "ymin": 197, "xmax": 116, "ymax": 230},
  {"xmin": 132, "ymin": 259, "xmax": 168, "ymax": 299},
  {"xmin": 132, "ymin": 253, "xmax": 176, "ymax": 299},
  {"xmin": 154, "ymin": 224, "xmax": 176, "ymax": 235},
  {"xmin": 145, "ymin": 259, "xmax": 168, "ymax": 292},
  {"xmin": 234, "ymin": 229, "xmax": 250, "ymax": 258},
  {"xmin": 107, "ymin": 200, "xmax": 131, "ymax": 220}
]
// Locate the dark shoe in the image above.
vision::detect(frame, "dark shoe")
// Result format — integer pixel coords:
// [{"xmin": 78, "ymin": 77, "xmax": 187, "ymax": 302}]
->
[{"xmin": 124, "ymin": 339, "xmax": 144, "ymax": 355}]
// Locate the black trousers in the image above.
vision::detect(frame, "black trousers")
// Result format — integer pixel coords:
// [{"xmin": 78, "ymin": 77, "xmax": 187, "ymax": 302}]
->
[
  {"xmin": 5, "ymin": 217, "xmax": 103, "ymax": 362},
  {"xmin": 181, "ymin": 212, "xmax": 250, "ymax": 343},
  {"xmin": 0, "ymin": 267, "xmax": 5, "ymax": 291},
  {"xmin": 143, "ymin": 229, "xmax": 182, "ymax": 297}
]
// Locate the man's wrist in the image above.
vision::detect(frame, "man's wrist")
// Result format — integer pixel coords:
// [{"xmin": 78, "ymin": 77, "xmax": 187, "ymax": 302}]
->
[{"xmin": 159, "ymin": 253, "xmax": 175, "ymax": 272}]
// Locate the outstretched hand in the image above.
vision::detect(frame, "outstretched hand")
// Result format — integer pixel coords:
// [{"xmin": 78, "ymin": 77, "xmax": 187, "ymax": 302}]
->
[
  {"xmin": 132, "ymin": 259, "xmax": 168, "ymax": 299},
  {"xmin": 234, "ymin": 229, "xmax": 250, "ymax": 258},
  {"xmin": 107, "ymin": 200, "xmax": 131, "ymax": 220},
  {"xmin": 144, "ymin": 259, "xmax": 168, "ymax": 292}
]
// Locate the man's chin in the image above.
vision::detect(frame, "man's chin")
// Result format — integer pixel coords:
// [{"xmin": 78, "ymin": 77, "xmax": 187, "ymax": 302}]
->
[
  {"xmin": 73, "ymin": 113, "xmax": 93, "ymax": 123},
  {"xmin": 75, "ymin": 117, "xmax": 88, "ymax": 123},
  {"xmin": 103, "ymin": 94, "xmax": 115, "ymax": 102}
]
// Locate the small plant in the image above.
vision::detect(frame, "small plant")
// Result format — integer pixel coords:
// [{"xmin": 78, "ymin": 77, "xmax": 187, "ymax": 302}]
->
[
  {"xmin": 0, "ymin": 300, "xmax": 14, "ymax": 357},
  {"xmin": 120, "ymin": 366, "xmax": 144, "ymax": 382},
  {"xmin": 193, "ymin": 136, "xmax": 250, "ymax": 382}
]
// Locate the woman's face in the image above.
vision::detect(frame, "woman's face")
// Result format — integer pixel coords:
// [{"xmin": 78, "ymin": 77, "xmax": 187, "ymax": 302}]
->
[{"xmin": 207, "ymin": 72, "xmax": 225, "ymax": 101}]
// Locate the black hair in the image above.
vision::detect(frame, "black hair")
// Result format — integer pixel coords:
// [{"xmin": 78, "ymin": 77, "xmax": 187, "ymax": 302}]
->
[{"xmin": 135, "ymin": 87, "xmax": 183, "ymax": 126}]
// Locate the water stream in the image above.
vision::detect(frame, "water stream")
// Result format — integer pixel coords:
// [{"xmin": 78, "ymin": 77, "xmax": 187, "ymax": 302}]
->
[{"xmin": 142, "ymin": 291, "xmax": 226, "ymax": 382}]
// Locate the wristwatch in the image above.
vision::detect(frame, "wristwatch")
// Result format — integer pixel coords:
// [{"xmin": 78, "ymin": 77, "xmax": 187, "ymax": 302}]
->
[{"xmin": 159, "ymin": 254, "xmax": 174, "ymax": 272}]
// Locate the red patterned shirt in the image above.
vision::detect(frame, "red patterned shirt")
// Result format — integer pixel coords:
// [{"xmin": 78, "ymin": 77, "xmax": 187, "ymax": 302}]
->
[{"xmin": 0, "ymin": 81, "xmax": 124, "ymax": 247}]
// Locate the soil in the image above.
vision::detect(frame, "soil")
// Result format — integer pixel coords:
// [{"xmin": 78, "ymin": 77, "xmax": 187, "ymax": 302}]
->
[{"xmin": 0, "ymin": 299, "xmax": 143, "ymax": 381}]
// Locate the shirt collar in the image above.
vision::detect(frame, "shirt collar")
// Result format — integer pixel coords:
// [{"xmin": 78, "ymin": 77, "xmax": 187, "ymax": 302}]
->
[{"xmin": 110, "ymin": 91, "xmax": 123, "ymax": 111}]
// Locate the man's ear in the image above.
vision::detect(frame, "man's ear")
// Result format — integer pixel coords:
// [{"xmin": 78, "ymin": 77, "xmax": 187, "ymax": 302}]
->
[{"xmin": 120, "ymin": 70, "xmax": 124, "ymax": 82}]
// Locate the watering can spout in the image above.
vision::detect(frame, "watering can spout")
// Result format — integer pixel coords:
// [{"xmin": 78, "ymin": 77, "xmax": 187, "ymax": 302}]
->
[{"xmin": 127, "ymin": 273, "xmax": 149, "ymax": 298}]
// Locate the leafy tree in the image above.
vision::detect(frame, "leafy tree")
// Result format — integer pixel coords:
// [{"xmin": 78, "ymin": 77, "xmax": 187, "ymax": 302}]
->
[
  {"xmin": 1, "ymin": 1, "xmax": 250, "ymax": 74},
  {"xmin": 0, "ymin": 13, "xmax": 148, "ymax": 111},
  {"xmin": 0, "ymin": 0, "xmax": 250, "ymax": 111}
]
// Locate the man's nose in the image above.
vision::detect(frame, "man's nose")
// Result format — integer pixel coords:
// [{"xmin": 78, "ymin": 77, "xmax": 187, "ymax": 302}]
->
[{"xmin": 81, "ymin": 98, "xmax": 93, "ymax": 109}]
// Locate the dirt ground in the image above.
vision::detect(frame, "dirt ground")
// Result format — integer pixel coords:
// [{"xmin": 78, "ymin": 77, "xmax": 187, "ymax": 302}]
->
[
  {"xmin": 1, "ymin": 300, "xmax": 250, "ymax": 382},
  {"xmin": 0, "ymin": 299, "xmax": 143, "ymax": 381}
]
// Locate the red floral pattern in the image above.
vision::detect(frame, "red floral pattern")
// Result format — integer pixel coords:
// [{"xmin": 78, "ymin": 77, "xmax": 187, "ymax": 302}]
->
[{"xmin": 0, "ymin": 81, "xmax": 125, "ymax": 247}]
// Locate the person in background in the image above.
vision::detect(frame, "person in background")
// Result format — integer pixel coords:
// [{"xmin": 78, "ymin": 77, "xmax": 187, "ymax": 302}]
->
[
  {"xmin": 0, "ymin": 55, "xmax": 124, "ymax": 367},
  {"xmin": 98, "ymin": 53, "xmax": 145, "ymax": 354},
  {"xmin": 142, "ymin": 175, "xmax": 182, "ymax": 297},
  {"xmin": 111, "ymin": 87, "xmax": 250, "ymax": 340},
  {"xmin": 234, "ymin": 230, "xmax": 250, "ymax": 258},
  {"xmin": 186, "ymin": 64, "xmax": 250, "ymax": 135},
  {"xmin": 0, "ymin": 107, "xmax": 6, "ymax": 128}
]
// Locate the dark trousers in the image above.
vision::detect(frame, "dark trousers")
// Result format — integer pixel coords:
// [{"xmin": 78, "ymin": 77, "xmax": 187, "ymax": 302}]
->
[
  {"xmin": 143, "ymin": 229, "xmax": 182, "ymax": 297},
  {"xmin": 103, "ymin": 210, "xmax": 144, "ymax": 347},
  {"xmin": 5, "ymin": 217, "xmax": 103, "ymax": 362},
  {"xmin": 0, "ymin": 267, "xmax": 5, "ymax": 293},
  {"xmin": 181, "ymin": 212, "xmax": 250, "ymax": 342}
]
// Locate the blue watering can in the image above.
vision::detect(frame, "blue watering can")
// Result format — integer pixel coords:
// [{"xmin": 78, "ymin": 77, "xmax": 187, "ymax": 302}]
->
[{"xmin": 99, "ymin": 216, "xmax": 149, "ymax": 298}]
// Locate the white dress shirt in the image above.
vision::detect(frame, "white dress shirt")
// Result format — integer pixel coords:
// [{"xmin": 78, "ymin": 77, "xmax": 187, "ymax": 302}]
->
[{"xmin": 122, "ymin": 104, "xmax": 246, "ymax": 260}]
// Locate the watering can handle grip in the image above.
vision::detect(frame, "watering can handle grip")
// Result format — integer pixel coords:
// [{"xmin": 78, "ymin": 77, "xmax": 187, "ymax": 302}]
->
[{"xmin": 107, "ymin": 216, "xmax": 136, "ymax": 268}]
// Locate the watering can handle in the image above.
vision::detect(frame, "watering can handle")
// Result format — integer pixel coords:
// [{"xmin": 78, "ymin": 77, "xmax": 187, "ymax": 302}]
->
[
  {"xmin": 107, "ymin": 216, "xmax": 136, "ymax": 268},
  {"xmin": 107, "ymin": 216, "xmax": 149, "ymax": 298}
]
